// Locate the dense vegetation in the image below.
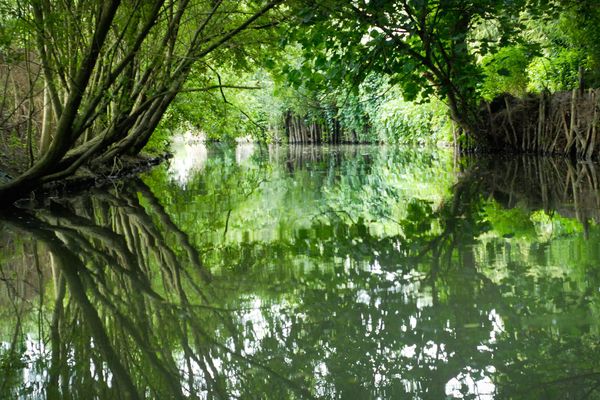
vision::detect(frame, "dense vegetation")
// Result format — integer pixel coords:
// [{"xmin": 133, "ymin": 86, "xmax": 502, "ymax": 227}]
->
[
  {"xmin": 1, "ymin": 0, "xmax": 600, "ymax": 201},
  {"xmin": 0, "ymin": 0, "xmax": 285, "ymax": 202}
]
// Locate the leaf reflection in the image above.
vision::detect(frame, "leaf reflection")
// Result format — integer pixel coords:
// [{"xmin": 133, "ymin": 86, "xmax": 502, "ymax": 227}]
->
[{"xmin": 1, "ymin": 146, "xmax": 600, "ymax": 399}]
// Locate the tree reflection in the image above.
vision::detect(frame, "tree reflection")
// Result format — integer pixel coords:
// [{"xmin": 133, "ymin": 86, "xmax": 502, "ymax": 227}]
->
[
  {"xmin": 480, "ymin": 156, "xmax": 600, "ymax": 236},
  {"xmin": 1, "ymin": 148, "xmax": 600, "ymax": 399}
]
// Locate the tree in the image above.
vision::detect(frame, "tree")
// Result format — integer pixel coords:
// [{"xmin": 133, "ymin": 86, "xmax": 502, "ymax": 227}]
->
[
  {"xmin": 0, "ymin": 0, "xmax": 283, "ymax": 203},
  {"xmin": 288, "ymin": 0, "xmax": 528, "ymax": 146}
]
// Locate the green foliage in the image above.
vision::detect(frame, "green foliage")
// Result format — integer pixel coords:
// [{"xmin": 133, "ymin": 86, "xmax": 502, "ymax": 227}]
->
[
  {"xmin": 161, "ymin": 67, "xmax": 282, "ymax": 142},
  {"xmin": 530, "ymin": 210, "xmax": 583, "ymax": 238},
  {"xmin": 523, "ymin": 9, "xmax": 587, "ymax": 94},
  {"xmin": 188, "ymin": 68, "xmax": 452, "ymax": 144},
  {"xmin": 484, "ymin": 200, "xmax": 537, "ymax": 238},
  {"xmin": 0, "ymin": 0, "xmax": 286, "ymax": 200},
  {"xmin": 480, "ymin": 46, "xmax": 531, "ymax": 100},
  {"xmin": 143, "ymin": 126, "xmax": 172, "ymax": 154},
  {"xmin": 145, "ymin": 0, "xmax": 600, "ymax": 148},
  {"xmin": 472, "ymin": 1, "xmax": 600, "ymax": 99},
  {"xmin": 555, "ymin": 0, "xmax": 600, "ymax": 87},
  {"xmin": 526, "ymin": 49, "xmax": 583, "ymax": 92},
  {"xmin": 4, "ymin": 0, "xmax": 600, "ymax": 171},
  {"xmin": 284, "ymin": 0, "xmax": 531, "ymax": 135},
  {"xmin": 373, "ymin": 93, "xmax": 450, "ymax": 145}
]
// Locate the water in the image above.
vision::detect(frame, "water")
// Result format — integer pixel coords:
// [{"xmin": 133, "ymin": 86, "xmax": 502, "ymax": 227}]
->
[{"xmin": 1, "ymin": 144, "xmax": 600, "ymax": 399}]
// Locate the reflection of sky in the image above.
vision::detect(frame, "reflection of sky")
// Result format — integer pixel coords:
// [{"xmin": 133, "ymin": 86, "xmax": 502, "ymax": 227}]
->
[
  {"xmin": 235, "ymin": 143, "xmax": 255, "ymax": 165},
  {"xmin": 444, "ymin": 310, "xmax": 504, "ymax": 399},
  {"xmin": 173, "ymin": 295, "xmax": 301, "ymax": 399},
  {"xmin": 7, "ymin": 302, "xmax": 505, "ymax": 399},
  {"xmin": 168, "ymin": 132, "xmax": 207, "ymax": 186},
  {"xmin": 349, "ymin": 260, "xmax": 504, "ymax": 397},
  {"xmin": 169, "ymin": 138, "xmax": 256, "ymax": 187},
  {"xmin": 445, "ymin": 367, "xmax": 496, "ymax": 399},
  {"xmin": 1, "ymin": 336, "xmax": 50, "ymax": 398},
  {"xmin": 2, "ymin": 335, "xmax": 117, "ymax": 398},
  {"xmin": 221, "ymin": 258, "xmax": 507, "ymax": 399}
]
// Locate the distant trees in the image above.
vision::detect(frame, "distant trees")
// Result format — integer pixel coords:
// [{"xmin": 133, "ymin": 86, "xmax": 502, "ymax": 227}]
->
[{"xmin": 0, "ymin": 0, "xmax": 283, "ymax": 202}]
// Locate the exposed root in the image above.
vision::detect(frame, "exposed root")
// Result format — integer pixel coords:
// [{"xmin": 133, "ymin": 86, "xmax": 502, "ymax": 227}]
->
[{"xmin": 484, "ymin": 89, "xmax": 600, "ymax": 159}]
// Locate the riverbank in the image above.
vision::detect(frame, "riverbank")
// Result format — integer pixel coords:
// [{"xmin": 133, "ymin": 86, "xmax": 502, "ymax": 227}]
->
[{"xmin": 1, "ymin": 153, "xmax": 170, "ymax": 208}]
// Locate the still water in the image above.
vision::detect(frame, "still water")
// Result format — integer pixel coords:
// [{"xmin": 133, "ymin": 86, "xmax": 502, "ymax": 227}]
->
[{"xmin": 1, "ymin": 144, "xmax": 600, "ymax": 399}]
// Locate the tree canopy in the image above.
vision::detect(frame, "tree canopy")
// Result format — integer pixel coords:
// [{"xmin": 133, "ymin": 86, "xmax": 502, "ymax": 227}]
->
[{"xmin": 0, "ymin": 0, "xmax": 284, "ymax": 202}]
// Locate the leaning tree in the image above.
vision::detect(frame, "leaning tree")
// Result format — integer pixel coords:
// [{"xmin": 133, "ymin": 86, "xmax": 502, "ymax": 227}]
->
[{"xmin": 0, "ymin": 0, "xmax": 284, "ymax": 203}]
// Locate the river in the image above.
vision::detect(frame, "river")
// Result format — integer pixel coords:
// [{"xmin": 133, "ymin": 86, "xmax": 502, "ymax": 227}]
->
[{"xmin": 1, "ymin": 144, "xmax": 600, "ymax": 399}]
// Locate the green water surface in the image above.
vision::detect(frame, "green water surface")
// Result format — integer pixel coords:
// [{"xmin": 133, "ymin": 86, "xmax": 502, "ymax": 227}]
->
[{"xmin": 1, "ymin": 144, "xmax": 600, "ymax": 399}]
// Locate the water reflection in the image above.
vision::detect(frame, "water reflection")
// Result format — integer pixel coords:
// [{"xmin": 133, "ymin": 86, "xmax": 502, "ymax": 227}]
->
[
  {"xmin": 1, "ymin": 146, "xmax": 600, "ymax": 399},
  {"xmin": 479, "ymin": 156, "xmax": 600, "ymax": 236},
  {"xmin": 169, "ymin": 133, "xmax": 208, "ymax": 186}
]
